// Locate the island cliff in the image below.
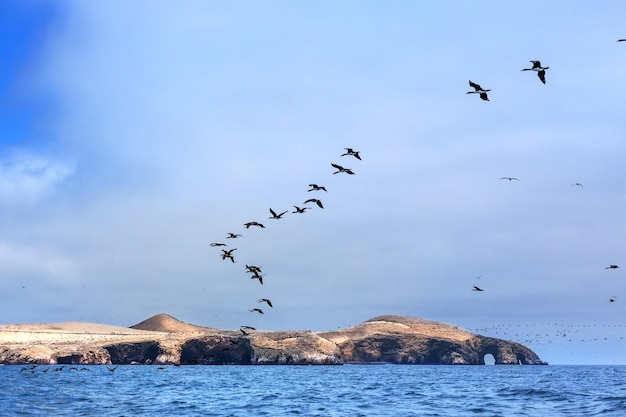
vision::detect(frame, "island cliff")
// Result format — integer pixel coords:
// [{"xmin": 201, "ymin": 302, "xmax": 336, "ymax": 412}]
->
[{"xmin": 0, "ymin": 314, "xmax": 547, "ymax": 365}]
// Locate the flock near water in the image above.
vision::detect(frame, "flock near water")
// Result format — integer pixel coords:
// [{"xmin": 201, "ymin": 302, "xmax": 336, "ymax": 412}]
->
[{"xmin": 209, "ymin": 148, "xmax": 362, "ymax": 333}]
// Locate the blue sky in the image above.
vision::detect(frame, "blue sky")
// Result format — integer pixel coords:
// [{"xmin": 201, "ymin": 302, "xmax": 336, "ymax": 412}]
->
[{"xmin": 1, "ymin": 0, "xmax": 625, "ymax": 365}]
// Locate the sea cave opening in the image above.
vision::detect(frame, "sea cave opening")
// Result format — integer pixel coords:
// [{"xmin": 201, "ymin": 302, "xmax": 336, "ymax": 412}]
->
[{"xmin": 483, "ymin": 353, "xmax": 496, "ymax": 365}]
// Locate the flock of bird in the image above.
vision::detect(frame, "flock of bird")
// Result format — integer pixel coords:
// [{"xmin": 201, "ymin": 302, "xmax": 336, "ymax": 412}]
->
[{"xmin": 210, "ymin": 148, "xmax": 362, "ymax": 334}]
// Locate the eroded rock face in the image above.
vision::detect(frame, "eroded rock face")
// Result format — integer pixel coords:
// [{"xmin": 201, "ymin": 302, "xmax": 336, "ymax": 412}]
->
[
  {"xmin": 0, "ymin": 314, "xmax": 547, "ymax": 365},
  {"xmin": 319, "ymin": 316, "xmax": 547, "ymax": 365}
]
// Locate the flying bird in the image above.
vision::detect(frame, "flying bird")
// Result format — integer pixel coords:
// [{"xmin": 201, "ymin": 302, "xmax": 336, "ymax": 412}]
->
[
  {"xmin": 249, "ymin": 308, "xmax": 264, "ymax": 314},
  {"xmin": 244, "ymin": 221, "xmax": 265, "ymax": 229},
  {"xmin": 240, "ymin": 328, "xmax": 250, "ymax": 336},
  {"xmin": 307, "ymin": 184, "xmax": 327, "ymax": 192},
  {"xmin": 500, "ymin": 177, "xmax": 520, "ymax": 181},
  {"xmin": 250, "ymin": 274, "xmax": 265, "ymax": 285},
  {"xmin": 304, "ymin": 198, "xmax": 324, "ymax": 209},
  {"xmin": 466, "ymin": 80, "xmax": 490, "ymax": 101},
  {"xmin": 292, "ymin": 205, "xmax": 310, "ymax": 214},
  {"xmin": 472, "ymin": 285, "xmax": 484, "ymax": 292},
  {"xmin": 210, "ymin": 242, "xmax": 227, "ymax": 247},
  {"xmin": 221, "ymin": 248, "xmax": 237, "ymax": 263},
  {"xmin": 240, "ymin": 325, "xmax": 256, "ymax": 330},
  {"xmin": 331, "ymin": 163, "xmax": 355, "ymax": 175},
  {"xmin": 107, "ymin": 366, "xmax": 118, "ymax": 372},
  {"xmin": 257, "ymin": 298, "xmax": 273, "ymax": 307},
  {"xmin": 571, "ymin": 183, "xmax": 583, "ymax": 187},
  {"xmin": 617, "ymin": 39, "xmax": 626, "ymax": 42},
  {"xmin": 605, "ymin": 265, "xmax": 620, "ymax": 269},
  {"xmin": 521, "ymin": 61, "xmax": 549, "ymax": 84},
  {"xmin": 269, "ymin": 208, "xmax": 288, "ymax": 219},
  {"xmin": 227, "ymin": 233, "xmax": 242, "ymax": 239},
  {"xmin": 245, "ymin": 264, "xmax": 262, "ymax": 274},
  {"xmin": 341, "ymin": 148, "xmax": 362, "ymax": 160},
  {"xmin": 608, "ymin": 296, "xmax": 617, "ymax": 303}
]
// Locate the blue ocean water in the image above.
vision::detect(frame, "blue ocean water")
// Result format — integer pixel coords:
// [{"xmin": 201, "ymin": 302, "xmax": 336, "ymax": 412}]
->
[{"xmin": 1, "ymin": 365, "xmax": 624, "ymax": 416}]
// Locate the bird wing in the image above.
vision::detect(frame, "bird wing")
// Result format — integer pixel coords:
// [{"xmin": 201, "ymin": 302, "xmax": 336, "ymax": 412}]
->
[
  {"xmin": 469, "ymin": 80, "xmax": 480, "ymax": 90},
  {"xmin": 537, "ymin": 70, "xmax": 546, "ymax": 84},
  {"xmin": 331, "ymin": 163, "xmax": 344, "ymax": 170},
  {"xmin": 269, "ymin": 208, "xmax": 277, "ymax": 217}
]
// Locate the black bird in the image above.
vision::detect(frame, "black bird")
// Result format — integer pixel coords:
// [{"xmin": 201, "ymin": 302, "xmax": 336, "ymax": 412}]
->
[
  {"xmin": 472, "ymin": 285, "xmax": 484, "ymax": 292},
  {"xmin": 521, "ymin": 61, "xmax": 549, "ymax": 84},
  {"xmin": 304, "ymin": 198, "xmax": 324, "ymax": 209},
  {"xmin": 240, "ymin": 328, "xmax": 250, "ymax": 336},
  {"xmin": 608, "ymin": 296, "xmax": 617, "ymax": 303},
  {"xmin": 292, "ymin": 205, "xmax": 310, "ymax": 214},
  {"xmin": 246, "ymin": 264, "xmax": 262, "ymax": 274},
  {"xmin": 250, "ymin": 274, "xmax": 265, "ymax": 285},
  {"xmin": 227, "ymin": 233, "xmax": 242, "ymax": 239},
  {"xmin": 605, "ymin": 265, "xmax": 620, "ymax": 269},
  {"xmin": 466, "ymin": 80, "xmax": 490, "ymax": 101},
  {"xmin": 331, "ymin": 163, "xmax": 355, "ymax": 175},
  {"xmin": 500, "ymin": 177, "xmax": 520, "ymax": 181},
  {"xmin": 571, "ymin": 183, "xmax": 583, "ymax": 187},
  {"xmin": 240, "ymin": 325, "xmax": 256, "ymax": 330},
  {"xmin": 341, "ymin": 148, "xmax": 362, "ymax": 160},
  {"xmin": 210, "ymin": 242, "xmax": 227, "ymax": 247},
  {"xmin": 258, "ymin": 298, "xmax": 273, "ymax": 307},
  {"xmin": 617, "ymin": 39, "xmax": 626, "ymax": 42},
  {"xmin": 269, "ymin": 208, "xmax": 288, "ymax": 219},
  {"xmin": 249, "ymin": 308, "xmax": 264, "ymax": 314},
  {"xmin": 244, "ymin": 221, "xmax": 265, "ymax": 229},
  {"xmin": 221, "ymin": 248, "xmax": 237, "ymax": 263},
  {"xmin": 107, "ymin": 366, "xmax": 118, "ymax": 372},
  {"xmin": 308, "ymin": 184, "xmax": 327, "ymax": 192}
]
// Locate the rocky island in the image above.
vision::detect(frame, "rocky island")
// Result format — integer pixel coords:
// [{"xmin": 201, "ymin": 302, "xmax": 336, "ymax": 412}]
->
[{"xmin": 0, "ymin": 314, "xmax": 547, "ymax": 365}]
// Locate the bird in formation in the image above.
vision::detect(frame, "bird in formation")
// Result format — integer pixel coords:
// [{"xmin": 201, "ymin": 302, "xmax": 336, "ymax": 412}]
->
[
  {"xmin": 605, "ymin": 265, "xmax": 620, "ymax": 269},
  {"xmin": 521, "ymin": 60, "xmax": 549, "ymax": 84},
  {"xmin": 221, "ymin": 248, "xmax": 237, "ymax": 263},
  {"xmin": 307, "ymin": 184, "xmax": 327, "ymax": 192},
  {"xmin": 210, "ymin": 242, "xmax": 227, "ymax": 247},
  {"xmin": 500, "ymin": 177, "xmax": 520, "ymax": 181},
  {"xmin": 227, "ymin": 233, "xmax": 242, "ymax": 239},
  {"xmin": 269, "ymin": 208, "xmax": 288, "ymax": 219},
  {"xmin": 258, "ymin": 298, "xmax": 273, "ymax": 307},
  {"xmin": 466, "ymin": 80, "xmax": 490, "ymax": 101},
  {"xmin": 473, "ymin": 285, "xmax": 484, "ymax": 292},
  {"xmin": 304, "ymin": 198, "xmax": 324, "ymax": 209},
  {"xmin": 249, "ymin": 308, "xmax": 264, "ymax": 314},
  {"xmin": 292, "ymin": 205, "xmax": 310, "ymax": 214},
  {"xmin": 571, "ymin": 183, "xmax": 583, "ymax": 187},
  {"xmin": 244, "ymin": 221, "xmax": 265, "ymax": 229},
  {"xmin": 341, "ymin": 148, "xmax": 361, "ymax": 160},
  {"xmin": 331, "ymin": 163, "xmax": 355, "ymax": 175}
]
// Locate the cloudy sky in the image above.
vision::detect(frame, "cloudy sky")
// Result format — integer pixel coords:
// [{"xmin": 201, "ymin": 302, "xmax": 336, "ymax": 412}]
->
[{"xmin": 1, "ymin": 1, "xmax": 625, "ymax": 364}]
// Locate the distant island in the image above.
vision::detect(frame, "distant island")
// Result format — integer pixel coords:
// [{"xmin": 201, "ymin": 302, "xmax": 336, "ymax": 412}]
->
[{"xmin": 0, "ymin": 314, "xmax": 547, "ymax": 365}]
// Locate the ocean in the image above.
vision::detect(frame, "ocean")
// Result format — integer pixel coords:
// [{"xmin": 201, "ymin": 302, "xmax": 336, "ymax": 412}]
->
[{"xmin": 1, "ymin": 364, "xmax": 624, "ymax": 416}]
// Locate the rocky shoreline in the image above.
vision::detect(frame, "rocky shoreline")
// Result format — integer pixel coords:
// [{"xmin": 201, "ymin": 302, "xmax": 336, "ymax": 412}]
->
[{"xmin": 0, "ymin": 314, "xmax": 547, "ymax": 366}]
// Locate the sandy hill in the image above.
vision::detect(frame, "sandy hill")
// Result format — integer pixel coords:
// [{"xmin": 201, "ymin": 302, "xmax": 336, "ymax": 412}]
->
[
  {"xmin": 130, "ymin": 313, "xmax": 215, "ymax": 333},
  {"xmin": 319, "ymin": 314, "xmax": 475, "ymax": 344}
]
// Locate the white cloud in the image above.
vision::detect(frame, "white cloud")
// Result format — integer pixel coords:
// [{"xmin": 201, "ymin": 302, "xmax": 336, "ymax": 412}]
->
[{"xmin": 0, "ymin": 153, "xmax": 75, "ymax": 204}]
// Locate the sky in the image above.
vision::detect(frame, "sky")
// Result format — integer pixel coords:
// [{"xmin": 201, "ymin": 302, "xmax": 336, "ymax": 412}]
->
[{"xmin": 1, "ymin": 0, "xmax": 625, "ymax": 365}]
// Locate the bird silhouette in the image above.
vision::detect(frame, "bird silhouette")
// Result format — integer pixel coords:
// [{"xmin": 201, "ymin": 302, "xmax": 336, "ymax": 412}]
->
[
  {"xmin": 472, "ymin": 285, "xmax": 484, "ymax": 292},
  {"xmin": 307, "ymin": 184, "xmax": 327, "ymax": 192},
  {"xmin": 605, "ymin": 265, "xmax": 620, "ymax": 269},
  {"xmin": 571, "ymin": 183, "xmax": 583, "ymax": 187},
  {"xmin": 304, "ymin": 198, "xmax": 324, "ymax": 209},
  {"xmin": 331, "ymin": 163, "xmax": 355, "ymax": 175},
  {"xmin": 500, "ymin": 177, "xmax": 520, "ymax": 181},
  {"xmin": 269, "ymin": 208, "xmax": 288, "ymax": 219},
  {"xmin": 292, "ymin": 205, "xmax": 310, "ymax": 214},
  {"xmin": 245, "ymin": 264, "xmax": 262, "ymax": 274},
  {"xmin": 227, "ymin": 233, "xmax": 242, "ymax": 239},
  {"xmin": 244, "ymin": 221, "xmax": 265, "ymax": 229},
  {"xmin": 521, "ymin": 60, "xmax": 549, "ymax": 84},
  {"xmin": 249, "ymin": 308, "xmax": 264, "ymax": 314},
  {"xmin": 341, "ymin": 148, "xmax": 361, "ymax": 160},
  {"xmin": 466, "ymin": 80, "xmax": 490, "ymax": 101},
  {"xmin": 221, "ymin": 248, "xmax": 237, "ymax": 263},
  {"xmin": 250, "ymin": 274, "xmax": 264, "ymax": 285},
  {"xmin": 107, "ymin": 366, "xmax": 118, "ymax": 372},
  {"xmin": 257, "ymin": 298, "xmax": 273, "ymax": 307},
  {"xmin": 210, "ymin": 242, "xmax": 227, "ymax": 247}
]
